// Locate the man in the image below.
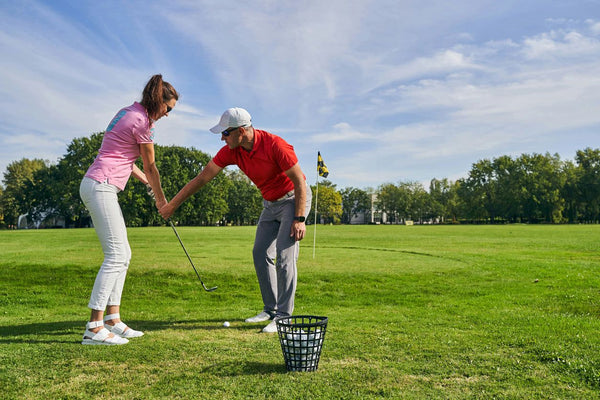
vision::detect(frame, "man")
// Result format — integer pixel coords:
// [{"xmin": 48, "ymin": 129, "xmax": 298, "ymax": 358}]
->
[{"xmin": 159, "ymin": 107, "xmax": 311, "ymax": 333}]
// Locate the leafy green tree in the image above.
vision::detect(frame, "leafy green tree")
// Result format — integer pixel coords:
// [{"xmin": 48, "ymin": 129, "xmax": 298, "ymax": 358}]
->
[
  {"xmin": 517, "ymin": 153, "xmax": 565, "ymax": 223},
  {"xmin": 340, "ymin": 187, "xmax": 370, "ymax": 224},
  {"xmin": 376, "ymin": 181, "xmax": 430, "ymax": 223},
  {"xmin": 561, "ymin": 160, "xmax": 580, "ymax": 223},
  {"xmin": 492, "ymin": 155, "xmax": 523, "ymax": 222},
  {"xmin": 376, "ymin": 183, "xmax": 410, "ymax": 223},
  {"xmin": 446, "ymin": 180, "xmax": 463, "ymax": 223},
  {"xmin": 375, "ymin": 183, "xmax": 402, "ymax": 223},
  {"xmin": 459, "ymin": 159, "xmax": 500, "ymax": 222},
  {"xmin": 574, "ymin": 147, "xmax": 600, "ymax": 222},
  {"xmin": 404, "ymin": 181, "xmax": 429, "ymax": 222},
  {"xmin": 429, "ymin": 178, "xmax": 461, "ymax": 223},
  {"xmin": 1, "ymin": 158, "xmax": 49, "ymax": 226},
  {"xmin": 428, "ymin": 178, "xmax": 446, "ymax": 221},
  {"xmin": 311, "ymin": 180, "xmax": 342, "ymax": 224},
  {"xmin": 224, "ymin": 170, "xmax": 262, "ymax": 225},
  {"xmin": 0, "ymin": 184, "xmax": 4, "ymax": 228}
]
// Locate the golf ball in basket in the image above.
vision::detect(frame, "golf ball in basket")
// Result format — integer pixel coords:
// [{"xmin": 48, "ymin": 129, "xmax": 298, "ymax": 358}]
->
[{"xmin": 223, "ymin": 321, "xmax": 230, "ymax": 327}]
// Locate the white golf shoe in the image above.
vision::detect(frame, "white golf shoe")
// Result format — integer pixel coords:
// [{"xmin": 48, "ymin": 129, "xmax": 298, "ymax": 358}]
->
[
  {"xmin": 262, "ymin": 320, "xmax": 278, "ymax": 333},
  {"xmin": 104, "ymin": 313, "xmax": 144, "ymax": 338},
  {"xmin": 81, "ymin": 321, "xmax": 129, "ymax": 345},
  {"xmin": 245, "ymin": 311, "xmax": 272, "ymax": 323}
]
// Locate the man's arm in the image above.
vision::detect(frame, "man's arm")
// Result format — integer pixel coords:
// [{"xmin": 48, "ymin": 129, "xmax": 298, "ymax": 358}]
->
[
  {"xmin": 159, "ymin": 159, "xmax": 223, "ymax": 220},
  {"xmin": 285, "ymin": 162, "xmax": 307, "ymax": 241}
]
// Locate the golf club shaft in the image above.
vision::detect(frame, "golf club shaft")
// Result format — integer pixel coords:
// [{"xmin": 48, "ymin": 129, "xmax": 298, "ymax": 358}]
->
[{"xmin": 169, "ymin": 220, "xmax": 217, "ymax": 292}]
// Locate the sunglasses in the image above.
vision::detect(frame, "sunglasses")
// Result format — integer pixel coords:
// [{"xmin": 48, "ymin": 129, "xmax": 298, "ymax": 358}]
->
[
  {"xmin": 166, "ymin": 104, "xmax": 173, "ymax": 113},
  {"xmin": 222, "ymin": 126, "xmax": 242, "ymax": 136}
]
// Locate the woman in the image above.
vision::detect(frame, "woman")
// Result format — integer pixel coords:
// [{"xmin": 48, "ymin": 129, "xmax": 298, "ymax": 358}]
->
[{"xmin": 80, "ymin": 74, "xmax": 178, "ymax": 345}]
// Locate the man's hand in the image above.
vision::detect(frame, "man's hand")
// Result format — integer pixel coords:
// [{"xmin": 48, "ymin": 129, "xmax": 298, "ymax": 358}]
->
[
  {"xmin": 159, "ymin": 203, "xmax": 174, "ymax": 220},
  {"xmin": 290, "ymin": 220, "xmax": 306, "ymax": 241}
]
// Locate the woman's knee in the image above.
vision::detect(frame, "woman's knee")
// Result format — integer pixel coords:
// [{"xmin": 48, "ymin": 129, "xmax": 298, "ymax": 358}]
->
[{"xmin": 101, "ymin": 251, "xmax": 130, "ymax": 272}]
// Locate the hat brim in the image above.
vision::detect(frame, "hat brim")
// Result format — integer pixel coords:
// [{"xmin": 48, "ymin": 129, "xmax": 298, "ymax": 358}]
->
[{"xmin": 210, "ymin": 124, "xmax": 227, "ymax": 134}]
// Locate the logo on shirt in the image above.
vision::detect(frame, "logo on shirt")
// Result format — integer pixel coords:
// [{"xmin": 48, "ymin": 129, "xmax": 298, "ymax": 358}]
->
[{"xmin": 106, "ymin": 110, "xmax": 128, "ymax": 132}]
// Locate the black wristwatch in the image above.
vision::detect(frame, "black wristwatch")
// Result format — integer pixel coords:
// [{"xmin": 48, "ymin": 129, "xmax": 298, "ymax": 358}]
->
[{"xmin": 294, "ymin": 216, "xmax": 306, "ymax": 222}]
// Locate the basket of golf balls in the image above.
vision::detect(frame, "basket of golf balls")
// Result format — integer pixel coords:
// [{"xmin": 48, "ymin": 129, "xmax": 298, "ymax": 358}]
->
[{"xmin": 276, "ymin": 315, "xmax": 328, "ymax": 372}]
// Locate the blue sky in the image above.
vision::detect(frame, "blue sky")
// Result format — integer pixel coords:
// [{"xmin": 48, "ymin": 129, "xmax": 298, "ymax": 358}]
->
[{"xmin": 1, "ymin": 0, "xmax": 599, "ymax": 189}]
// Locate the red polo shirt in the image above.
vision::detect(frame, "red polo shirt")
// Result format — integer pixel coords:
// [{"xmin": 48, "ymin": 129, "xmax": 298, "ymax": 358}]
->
[{"xmin": 212, "ymin": 129, "xmax": 303, "ymax": 201}]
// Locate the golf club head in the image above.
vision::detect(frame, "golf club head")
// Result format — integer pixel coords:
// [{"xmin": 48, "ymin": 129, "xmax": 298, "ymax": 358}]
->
[
  {"xmin": 203, "ymin": 284, "xmax": 218, "ymax": 292},
  {"xmin": 169, "ymin": 219, "xmax": 218, "ymax": 294}
]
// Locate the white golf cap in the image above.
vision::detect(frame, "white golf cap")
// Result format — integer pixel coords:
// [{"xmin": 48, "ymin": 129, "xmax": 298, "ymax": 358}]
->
[{"xmin": 209, "ymin": 107, "xmax": 252, "ymax": 134}]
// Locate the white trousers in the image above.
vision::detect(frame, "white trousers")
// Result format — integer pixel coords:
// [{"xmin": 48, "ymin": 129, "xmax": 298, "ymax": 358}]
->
[{"xmin": 80, "ymin": 177, "xmax": 131, "ymax": 311}]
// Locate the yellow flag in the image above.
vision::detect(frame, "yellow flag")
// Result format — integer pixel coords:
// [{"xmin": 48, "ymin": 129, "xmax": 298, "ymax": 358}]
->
[{"xmin": 317, "ymin": 151, "xmax": 329, "ymax": 178}]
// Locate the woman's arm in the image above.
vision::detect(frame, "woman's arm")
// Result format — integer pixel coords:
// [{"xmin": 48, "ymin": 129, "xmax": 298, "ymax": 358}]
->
[
  {"xmin": 131, "ymin": 164, "xmax": 148, "ymax": 184},
  {"xmin": 140, "ymin": 143, "xmax": 167, "ymax": 209}
]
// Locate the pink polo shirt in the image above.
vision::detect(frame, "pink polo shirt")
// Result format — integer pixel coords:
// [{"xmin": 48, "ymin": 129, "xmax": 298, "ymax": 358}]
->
[
  {"xmin": 85, "ymin": 102, "xmax": 155, "ymax": 191},
  {"xmin": 212, "ymin": 129, "xmax": 303, "ymax": 201}
]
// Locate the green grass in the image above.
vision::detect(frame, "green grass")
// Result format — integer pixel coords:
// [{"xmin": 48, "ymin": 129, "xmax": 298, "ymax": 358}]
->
[{"xmin": 1, "ymin": 224, "xmax": 600, "ymax": 399}]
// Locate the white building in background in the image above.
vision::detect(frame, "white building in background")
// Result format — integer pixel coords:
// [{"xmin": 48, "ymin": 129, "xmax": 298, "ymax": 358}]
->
[{"xmin": 17, "ymin": 212, "xmax": 65, "ymax": 229}]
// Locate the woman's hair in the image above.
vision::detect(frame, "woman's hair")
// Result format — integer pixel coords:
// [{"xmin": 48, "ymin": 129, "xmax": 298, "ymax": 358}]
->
[{"xmin": 140, "ymin": 74, "xmax": 179, "ymax": 120}]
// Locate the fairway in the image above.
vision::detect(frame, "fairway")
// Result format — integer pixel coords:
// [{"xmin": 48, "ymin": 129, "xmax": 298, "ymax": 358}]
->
[{"xmin": 1, "ymin": 225, "xmax": 600, "ymax": 399}]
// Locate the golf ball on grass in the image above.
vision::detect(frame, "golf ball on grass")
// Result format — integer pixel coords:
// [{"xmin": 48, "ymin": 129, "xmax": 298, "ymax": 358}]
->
[{"xmin": 223, "ymin": 321, "xmax": 230, "ymax": 327}]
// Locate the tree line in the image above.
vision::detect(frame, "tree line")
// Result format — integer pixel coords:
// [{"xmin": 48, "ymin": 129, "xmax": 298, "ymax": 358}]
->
[{"xmin": 1, "ymin": 132, "xmax": 600, "ymax": 228}]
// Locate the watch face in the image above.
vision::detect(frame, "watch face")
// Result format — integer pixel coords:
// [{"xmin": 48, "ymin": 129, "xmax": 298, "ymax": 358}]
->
[{"xmin": 295, "ymin": 216, "xmax": 305, "ymax": 222}]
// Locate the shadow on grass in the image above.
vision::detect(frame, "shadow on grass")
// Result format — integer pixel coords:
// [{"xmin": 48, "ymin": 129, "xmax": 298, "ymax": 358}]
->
[
  {"xmin": 0, "ymin": 319, "xmax": 275, "ymax": 344},
  {"xmin": 322, "ymin": 245, "xmax": 468, "ymax": 263},
  {"xmin": 0, "ymin": 320, "xmax": 81, "ymax": 344},
  {"xmin": 200, "ymin": 361, "xmax": 287, "ymax": 376}
]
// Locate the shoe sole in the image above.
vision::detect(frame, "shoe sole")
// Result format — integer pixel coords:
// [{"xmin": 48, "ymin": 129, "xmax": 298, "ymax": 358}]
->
[
  {"xmin": 110, "ymin": 330, "xmax": 145, "ymax": 339},
  {"xmin": 105, "ymin": 324, "xmax": 145, "ymax": 338},
  {"xmin": 81, "ymin": 339, "xmax": 128, "ymax": 345},
  {"xmin": 262, "ymin": 321, "xmax": 278, "ymax": 333},
  {"xmin": 245, "ymin": 317, "xmax": 271, "ymax": 323}
]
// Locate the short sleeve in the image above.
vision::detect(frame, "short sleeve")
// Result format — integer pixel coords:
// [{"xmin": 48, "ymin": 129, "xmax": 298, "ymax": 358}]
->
[
  {"xmin": 213, "ymin": 146, "xmax": 235, "ymax": 168},
  {"xmin": 133, "ymin": 117, "xmax": 154, "ymax": 144},
  {"xmin": 272, "ymin": 137, "xmax": 298, "ymax": 171}
]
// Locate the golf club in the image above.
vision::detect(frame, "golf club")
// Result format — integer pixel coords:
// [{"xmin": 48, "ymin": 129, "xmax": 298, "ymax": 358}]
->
[{"xmin": 168, "ymin": 220, "xmax": 217, "ymax": 292}]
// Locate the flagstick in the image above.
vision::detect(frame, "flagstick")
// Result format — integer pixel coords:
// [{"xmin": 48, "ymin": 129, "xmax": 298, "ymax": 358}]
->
[{"xmin": 313, "ymin": 174, "xmax": 319, "ymax": 259}]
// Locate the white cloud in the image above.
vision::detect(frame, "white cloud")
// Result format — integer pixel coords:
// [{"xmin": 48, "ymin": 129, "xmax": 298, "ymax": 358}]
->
[
  {"xmin": 589, "ymin": 20, "xmax": 600, "ymax": 35},
  {"xmin": 522, "ymin": 29, "xmax": 600, "ymax": 59},
  {"xmin": 310, "ymin": 122, "xmax": 373, "ymax": 143}
]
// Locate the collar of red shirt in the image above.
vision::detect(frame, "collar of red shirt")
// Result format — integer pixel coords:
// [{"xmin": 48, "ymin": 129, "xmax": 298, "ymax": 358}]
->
[{"xmin": 245, "ymin": 128, "xmax": 262, "ymax": 156}]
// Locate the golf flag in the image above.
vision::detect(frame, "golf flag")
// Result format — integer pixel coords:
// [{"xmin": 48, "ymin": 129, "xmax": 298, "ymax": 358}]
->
[{"xmin": 317, "ymin": 152, "xmax": 329, "ymax": 178}]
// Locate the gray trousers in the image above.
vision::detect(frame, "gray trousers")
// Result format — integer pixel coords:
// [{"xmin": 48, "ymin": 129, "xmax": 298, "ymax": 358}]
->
[{"xmin": 252, "ymin": 184, "xmax": 312, "ymax": 318}]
